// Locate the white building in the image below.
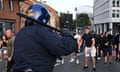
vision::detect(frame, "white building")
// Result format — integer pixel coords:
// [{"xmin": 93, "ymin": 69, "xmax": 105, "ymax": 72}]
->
[
  {"xmin": 94, "ymin": 0, "xmax": 120, "ymax": 34},
  {"xmin": 77, "ymin": 6, "xmax": 93, "ymax": 18}
]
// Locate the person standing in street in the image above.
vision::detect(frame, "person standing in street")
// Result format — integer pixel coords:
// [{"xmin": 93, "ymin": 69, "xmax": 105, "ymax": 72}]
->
[
  {"xmin": 5, "ymin": 29, "xmax": 15, "ymax": 72},
  {"xmin": 79, "ymin": 27, "xmax": 96, "ymax": 72},
  {"xmin": 1, "ymin": 35, "xmax": 8, "ymax": 59},
  {"xmin": 103, "ymin": 31, "xmax": 113, "ymax": 65},
  {"xmin": 97, "ymin": 33, "xmax": 104, "ymax": 60},
  {"xmin": 12, "ymin": 4, "xmax": 77, "ymax": 72},
  {"xmin": 118, "ymin": 32, "xmax": 120, "ymax": 62},
  {"xmin": 114, "ymin": 32, "xmax": 120, "ymax": 62}
]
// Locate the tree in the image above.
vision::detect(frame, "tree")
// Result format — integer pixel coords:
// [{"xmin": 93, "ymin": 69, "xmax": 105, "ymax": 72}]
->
[
  {"xmin": 60, "ymin": 12, "xmax": 73, "ymax": 29},
  {"xmin": 60, "ymin": 13, "xmax": 65, "ymax": 28},
  {"xmin": 76, "ymin": 13, "xmax": 91, "ymax": 27}
]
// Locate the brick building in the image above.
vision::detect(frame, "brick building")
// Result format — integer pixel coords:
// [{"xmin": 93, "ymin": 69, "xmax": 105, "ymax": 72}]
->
[
  {"xmin": 0, "ymin": 0, "xmax": 20, "ymax": 35},
  {"xmin": 0, "ymin": 0, "xmax": 60, "ymax": 36}
]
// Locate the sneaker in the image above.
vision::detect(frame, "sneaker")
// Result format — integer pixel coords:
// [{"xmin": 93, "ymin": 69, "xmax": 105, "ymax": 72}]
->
[
  {"xmin": 75, "ymin": 59, "xmax": 80, "ymax": 64},
  {"xmin": 69, "ymin": 58, "xmax": 75, "ymax": 63},
  {"xmin": 93, "ymin": 68, "xmax": 96, "ymax": 72},
  {"xmin": 54, "ymin": 63, "xmax": 60, "ymax": 67},
  {"xmin": 97, "ymin": 57, "xmax": 101, "ymax": 60},
  {"xmin": 61, "ymin": 59, "xmax": 64, "ymax": 64},
  {"xmin": 84, "ymin": 66, "xmax": 88, "ymax": 69}
]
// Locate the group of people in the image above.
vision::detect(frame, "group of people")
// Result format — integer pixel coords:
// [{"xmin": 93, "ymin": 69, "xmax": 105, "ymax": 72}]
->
[
  {"xmin": 0, "ymin": 29, "xmax": 15, "ymax": 72},
  {"xmin": 0, "ymin": 35, "xmax": 8, "ymax": 61},
  {"xmin": 96, "ymin": 31, "xmax": 120, "ymax": 63},
  {"xmin": 71, "ymin": 27, "xmax": 120, "ymax": 72}
]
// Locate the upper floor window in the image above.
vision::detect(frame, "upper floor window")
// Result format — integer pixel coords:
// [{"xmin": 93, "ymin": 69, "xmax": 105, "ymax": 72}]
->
[
  {"xmin": 9, "ymin": 0, "xmax": 14, "ymax": 11},
  {"xmin": 116, "ymin": 10, "xmax": 119, "ymax": 18},
  {"xmin": 113, "ymin": 0, "xmax": 116, "ymax": 7},
  {"xmin": 112, "ymin": 10, "xmax": 116, "ymax": 18},
  {"xmin": 117, "ymin": 0, "xmax": 120, "ymax": 7},
  {"xmin": 0, "ymin": 0, "xmax": 3, "ymax": 10}
]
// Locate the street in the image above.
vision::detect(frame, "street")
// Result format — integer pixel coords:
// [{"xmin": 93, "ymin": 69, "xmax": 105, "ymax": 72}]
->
[
  {"xmin": 0, "ymin": 59, "xmax": 7, "ymax": 72},
  {"xmin": 53, "ymin": 54, "xmax": 120, "ymax": 72},
  {"xmin": 0, "ymin": 54, "xmax": 120, "ymax": 72}
]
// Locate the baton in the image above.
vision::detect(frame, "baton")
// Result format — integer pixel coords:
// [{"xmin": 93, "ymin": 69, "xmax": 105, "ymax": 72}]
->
[{"xmin": 16, "ymin": 12, "xmax": 62, "ymax": 33}]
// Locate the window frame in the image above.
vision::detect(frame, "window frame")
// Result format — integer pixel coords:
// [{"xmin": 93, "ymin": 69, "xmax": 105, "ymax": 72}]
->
[
  {"xmin": 9, "ymin": 0, "xmax": 14, "ymax": 12},
  {"xmin": 0, "ymin": 0, "xmax": 4, "ymax": 10},
  {"xmin": 112, "ymin": 10, "xmax": 116, "ymax": 18}
]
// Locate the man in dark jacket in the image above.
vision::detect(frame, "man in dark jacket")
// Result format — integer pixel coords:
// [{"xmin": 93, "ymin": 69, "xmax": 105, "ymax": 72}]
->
[
  {"xmin": 114, "ymin": 32, "xmax": 120, "ymax": 62},
  {"xmin": 103, "ymin": 31, "xmax": 113, "ymax": 64},
  {"xmin": 12, "ymin": 4, "xmax": 77, "ymax": 72}
]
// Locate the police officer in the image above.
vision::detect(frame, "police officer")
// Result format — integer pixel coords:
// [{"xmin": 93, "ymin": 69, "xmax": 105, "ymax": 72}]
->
[{"xmin": 12, "ymin": 4, "xmax": 77, "ymax": 72}]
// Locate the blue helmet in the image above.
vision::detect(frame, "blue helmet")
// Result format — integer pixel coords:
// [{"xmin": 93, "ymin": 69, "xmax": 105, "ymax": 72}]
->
[{"xmin": 26, "ymin": 4, "xmax": 50, "ymax": 24}]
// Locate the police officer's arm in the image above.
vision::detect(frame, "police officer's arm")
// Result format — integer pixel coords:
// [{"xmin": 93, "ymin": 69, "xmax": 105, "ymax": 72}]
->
[{"xmin": 38, "ymin": 28, "xmax": 77, "ymax": 57}]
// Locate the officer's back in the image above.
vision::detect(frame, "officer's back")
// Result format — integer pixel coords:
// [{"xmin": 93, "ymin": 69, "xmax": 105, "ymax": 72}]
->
[{"xmin": 13, "ymin": 24, "xmax": 77, "ymax": 72}]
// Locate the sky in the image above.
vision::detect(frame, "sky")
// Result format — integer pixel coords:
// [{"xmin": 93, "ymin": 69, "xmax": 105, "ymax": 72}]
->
[{"xmin": 44, "ymin": 0, "xmax": 94, "ymax": 14}]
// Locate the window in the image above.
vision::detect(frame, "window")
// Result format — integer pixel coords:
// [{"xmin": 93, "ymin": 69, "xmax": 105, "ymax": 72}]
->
[
  {"xmin": 116, "ymin": 10, "xmax": 119, "ymax": 18},
  {"xmin": 113, "ymin": 0, "xmax": 115, "ymax": 7},
  {"xmin": 5, "ymin": 22, "xmax": 15, "ymax": 32},
  {"xmin": 0, "ymin": 21, "xmax": 15, "ymax": 35},
  {"xmin": 112, "ymin": 13, "xmax": 116, "ymax": 18},
  {"xmin": 0, "ymin": 23, "xmax": 3, "ymax": 36},
  {"xmin": 0, "ymin": 0, "xmax": 3, "ymax": 10},
  {"xmin": 117, "ymin": 0, "xmax": 120, "ymax": 7},
  {"xmin": 9, "ymin": 0, "xmax": 14, "ymax": 11},
  {"xmin": 112, "ymin": 10, "xmax": 116, "ymax": 18}
]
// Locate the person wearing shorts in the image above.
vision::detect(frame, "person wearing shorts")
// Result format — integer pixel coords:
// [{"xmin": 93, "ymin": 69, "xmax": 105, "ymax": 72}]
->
[
  {"xmin": 85, "ymin": 46, "xmax": 96, "ymax": 57},
  {"xmin": 80, "ymin": 27, "xmax": 96, "ymax": 72}
]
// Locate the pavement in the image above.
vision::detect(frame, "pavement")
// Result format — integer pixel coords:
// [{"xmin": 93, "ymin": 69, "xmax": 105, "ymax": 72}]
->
[{"xmin": 53, "ymin": 54, "xmax": 120, "ymax": 72}]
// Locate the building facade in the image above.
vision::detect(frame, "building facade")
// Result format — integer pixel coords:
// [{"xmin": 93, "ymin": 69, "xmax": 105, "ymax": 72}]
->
[
  {"xmin": 0, "ymin": 0, "xmax": 20, "ymax": 35},
  {"xmin": 0, "ymin": 0, "xmax": 60, "ymax": 36},
  {"xmin": 94, "ymin": 0, "xmax": 120, "ymax": 34}
]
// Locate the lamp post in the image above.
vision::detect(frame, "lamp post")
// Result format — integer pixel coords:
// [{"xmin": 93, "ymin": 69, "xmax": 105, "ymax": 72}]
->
[{"xmin": 75, "ymin": 7, "xmax": 78, "ymax": 33}]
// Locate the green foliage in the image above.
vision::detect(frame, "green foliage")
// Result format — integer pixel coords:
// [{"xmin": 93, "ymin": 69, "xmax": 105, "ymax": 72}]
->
[
  {"xmin": 60, "ymin": 13, "xmax": 91, "ymax": 30},
  {"xmin": 60, "ymin": 13, "xmax": 66, "ymax": 28},
  {"xmin": 75, "ymin": 13, "xmax": 91, "ymax": 27}
]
